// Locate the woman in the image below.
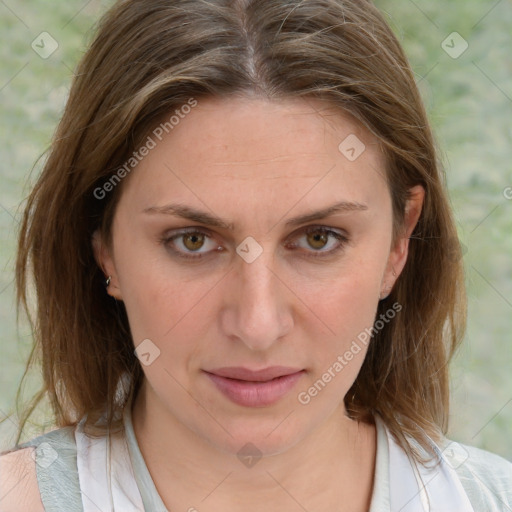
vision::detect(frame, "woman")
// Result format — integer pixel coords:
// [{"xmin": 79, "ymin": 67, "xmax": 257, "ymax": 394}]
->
[{"xmin": 1, "ymin": 0, "xmax": 511, "ymax": 510}]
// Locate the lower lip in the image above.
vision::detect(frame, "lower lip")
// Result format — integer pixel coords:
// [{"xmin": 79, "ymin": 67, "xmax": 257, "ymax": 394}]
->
[{"xmin": 204, "ymin": 370, "xmax": 305, "ymax": 407}]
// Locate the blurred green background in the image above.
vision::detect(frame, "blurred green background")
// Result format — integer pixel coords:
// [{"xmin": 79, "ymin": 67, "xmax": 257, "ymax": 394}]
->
[{"xmin": 1, "ymin": 0, "xmax": 511, "ymax": 459}]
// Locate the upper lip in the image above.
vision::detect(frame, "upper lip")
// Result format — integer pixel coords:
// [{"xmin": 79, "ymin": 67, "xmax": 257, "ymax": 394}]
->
[{"xmin": 205, "ymin": 366, "xmax": 304, "ymax": 382}]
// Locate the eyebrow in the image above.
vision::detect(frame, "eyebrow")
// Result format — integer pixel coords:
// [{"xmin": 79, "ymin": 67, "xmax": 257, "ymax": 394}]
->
[{"xmin": 143, "ymin": 200, "xmax": 368, "ymax": 230}]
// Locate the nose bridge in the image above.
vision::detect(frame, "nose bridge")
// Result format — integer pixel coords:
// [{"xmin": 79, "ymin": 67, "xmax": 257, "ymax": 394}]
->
[
  {"xmin": 240, "ymin": 247, "xmax": 276, "ymax": 300},
  {"xmin": 235, "ymin": 232, "xmax": 277, "ymax": 293},
  {"xmin": 223, "ymin": 241, "xmax": 292, "ymax": 350}
]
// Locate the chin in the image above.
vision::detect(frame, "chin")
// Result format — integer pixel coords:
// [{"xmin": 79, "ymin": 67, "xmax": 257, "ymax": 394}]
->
[{"xmin": 199, "ymin": 411, "xmax": 310, "ymax": 459}]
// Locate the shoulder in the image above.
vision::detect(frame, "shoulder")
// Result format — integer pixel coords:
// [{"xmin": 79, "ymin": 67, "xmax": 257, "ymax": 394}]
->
[
  {"xmin": 441, "ymin": 438, "xmax": 512, "ymax": 509},
  {"xmin": 0, "ymin": 446, "xmax": 44, "ymax": 512},
  {"xmin": 1, "ymin": 425, "xmax": 82, "ymax": 512}
]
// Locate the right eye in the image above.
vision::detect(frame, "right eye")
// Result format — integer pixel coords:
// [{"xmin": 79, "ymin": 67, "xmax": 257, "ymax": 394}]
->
[{"xmin": 160, "ymin": 228, "xmax": 222, "ymax": 260}]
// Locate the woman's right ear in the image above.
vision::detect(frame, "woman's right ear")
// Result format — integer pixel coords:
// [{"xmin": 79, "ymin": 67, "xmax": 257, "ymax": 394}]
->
[{"xmin": 91, "ymin": 229, "xmax": 123, "ymax": 300}]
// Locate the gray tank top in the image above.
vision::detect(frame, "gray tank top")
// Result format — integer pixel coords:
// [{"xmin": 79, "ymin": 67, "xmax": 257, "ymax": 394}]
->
[{"xmin": 19, "ymin": 401, "xmax": 168, "ymax": 511}]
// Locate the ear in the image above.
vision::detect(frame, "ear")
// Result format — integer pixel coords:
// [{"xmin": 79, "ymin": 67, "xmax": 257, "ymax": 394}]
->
[
  {"xmin": 379, "ymin": 185, "xmax": 425, "ymax": 299},
  {"xmin": 92, "ymin": 229, "xmax": 123, "ymax": 300}
]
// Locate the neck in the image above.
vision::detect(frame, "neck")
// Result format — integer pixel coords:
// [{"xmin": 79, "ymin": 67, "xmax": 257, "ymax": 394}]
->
[{"xmin": 131, "ymin": 381, "xmax": 376, "ymax": 511}]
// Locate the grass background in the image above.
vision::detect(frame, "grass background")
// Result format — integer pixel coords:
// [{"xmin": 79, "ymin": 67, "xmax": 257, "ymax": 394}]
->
[{"xmin": 1, "ymin": 0, "xmax": 511, "ymax": 459}]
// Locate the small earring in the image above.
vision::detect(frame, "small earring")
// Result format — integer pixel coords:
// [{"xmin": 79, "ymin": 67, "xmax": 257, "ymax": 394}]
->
[
  {"xmin": 105, "ymin": 276, "xmax": 111, "ymax": 287},
  {"xmin": 392, "ymin": 267, "xmax": 397, "ymax": 277}
]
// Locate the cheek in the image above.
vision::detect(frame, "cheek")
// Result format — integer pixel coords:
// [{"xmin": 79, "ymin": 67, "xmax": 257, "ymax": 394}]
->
[
  {"xmin": 296, "ymin": 282, "xmax": 379, "ymax": 407},
  {"xmin": 298, "ymin": 248, "xmax": 388, "ymax": 379},
  {"xmin": 113, "ymin": 238, "xmax": 221, "ymax": 364},
  {"xmin": 306, "ymin": 248, "xmax": 386, "ymax": 319},
  {"xmin": 118, "ymin": 264, "xmax": 208, "ymax": 342},
  {"xmin": 307, "ymin": 277, "xmax": 379, "ymax": 360}
]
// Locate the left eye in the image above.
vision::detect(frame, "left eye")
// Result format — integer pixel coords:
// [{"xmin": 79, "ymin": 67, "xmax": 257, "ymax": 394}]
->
[
  {"xmin": 161, "ymin": 226, "xmax": 348, "ymax": 260},
  {"xmin": 290, "ymin": 226, "xmax": 348, "ymax": 255}
]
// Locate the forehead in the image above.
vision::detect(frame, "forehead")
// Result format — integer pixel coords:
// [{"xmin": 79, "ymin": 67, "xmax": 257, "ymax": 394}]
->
[
  {"xmin": 118, "ymin": 96, "xmax": 388, "ymax": 218},
  {"xmin": 153, "ymin": 95, "xmax": 381, "ymax": 169}
]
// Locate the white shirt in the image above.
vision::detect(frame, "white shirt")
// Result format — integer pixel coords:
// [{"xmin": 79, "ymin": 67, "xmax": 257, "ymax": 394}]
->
[{"xmin": 72, "ymin": 407, "xmax": 484, "ymax": 512}]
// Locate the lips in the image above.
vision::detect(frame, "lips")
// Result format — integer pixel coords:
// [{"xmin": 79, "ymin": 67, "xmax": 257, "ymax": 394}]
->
[
  {"xmin": 203, "ymin": 366, "xmax": 305, "ymax": 407},
  {"xmin": 206, "ymin": 366, "xmax": 303, "ymax": 382}
]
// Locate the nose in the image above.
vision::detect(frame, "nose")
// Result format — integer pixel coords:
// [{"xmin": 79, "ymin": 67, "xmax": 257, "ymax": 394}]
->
[{"xmin": 219, "ymin": 247, "xmax": 293, "ymax": 351}]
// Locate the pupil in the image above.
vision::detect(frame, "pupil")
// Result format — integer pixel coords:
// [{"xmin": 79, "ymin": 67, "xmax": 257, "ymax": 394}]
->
[
  {"xmin": 309, "ymin": 231, "xmax": 327, "ymax": 249},
  {"xmin": 185, "ymin": 233, "xmax": 203, "ymax": 251}
]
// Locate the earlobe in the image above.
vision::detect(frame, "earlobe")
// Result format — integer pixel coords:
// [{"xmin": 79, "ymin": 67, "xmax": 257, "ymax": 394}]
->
[{"xmin": 91, "ymin": 229, "xmax": 123, "ymax": 300}]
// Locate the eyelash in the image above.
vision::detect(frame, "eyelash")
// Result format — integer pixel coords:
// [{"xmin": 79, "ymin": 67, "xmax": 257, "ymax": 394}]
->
[{"xmin": 160, "ymin": 226, "xmax": 349, "ymax": 261}]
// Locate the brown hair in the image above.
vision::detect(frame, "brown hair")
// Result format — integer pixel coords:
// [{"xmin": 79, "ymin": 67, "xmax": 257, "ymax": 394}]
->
[{"xmin": 11, "ymin": 0, "xmax": 466, "ymax": 462}]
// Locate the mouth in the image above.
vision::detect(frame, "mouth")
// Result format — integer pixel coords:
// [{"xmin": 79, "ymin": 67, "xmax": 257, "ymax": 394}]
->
[{"xmin": 203, "ymin": 366, "xmax": 306, "ymax": 407}]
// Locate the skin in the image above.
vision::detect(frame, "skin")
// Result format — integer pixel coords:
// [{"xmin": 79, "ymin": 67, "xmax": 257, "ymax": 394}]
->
[{"xmin": 93, "ymin": 95, "xmax": 424, "ymax": 511}]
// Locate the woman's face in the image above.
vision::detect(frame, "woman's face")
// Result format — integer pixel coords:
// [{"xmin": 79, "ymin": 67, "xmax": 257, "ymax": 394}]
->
[{"xmin": 95, "ymin": 96, "xmax": 422, "ymax": 455}]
